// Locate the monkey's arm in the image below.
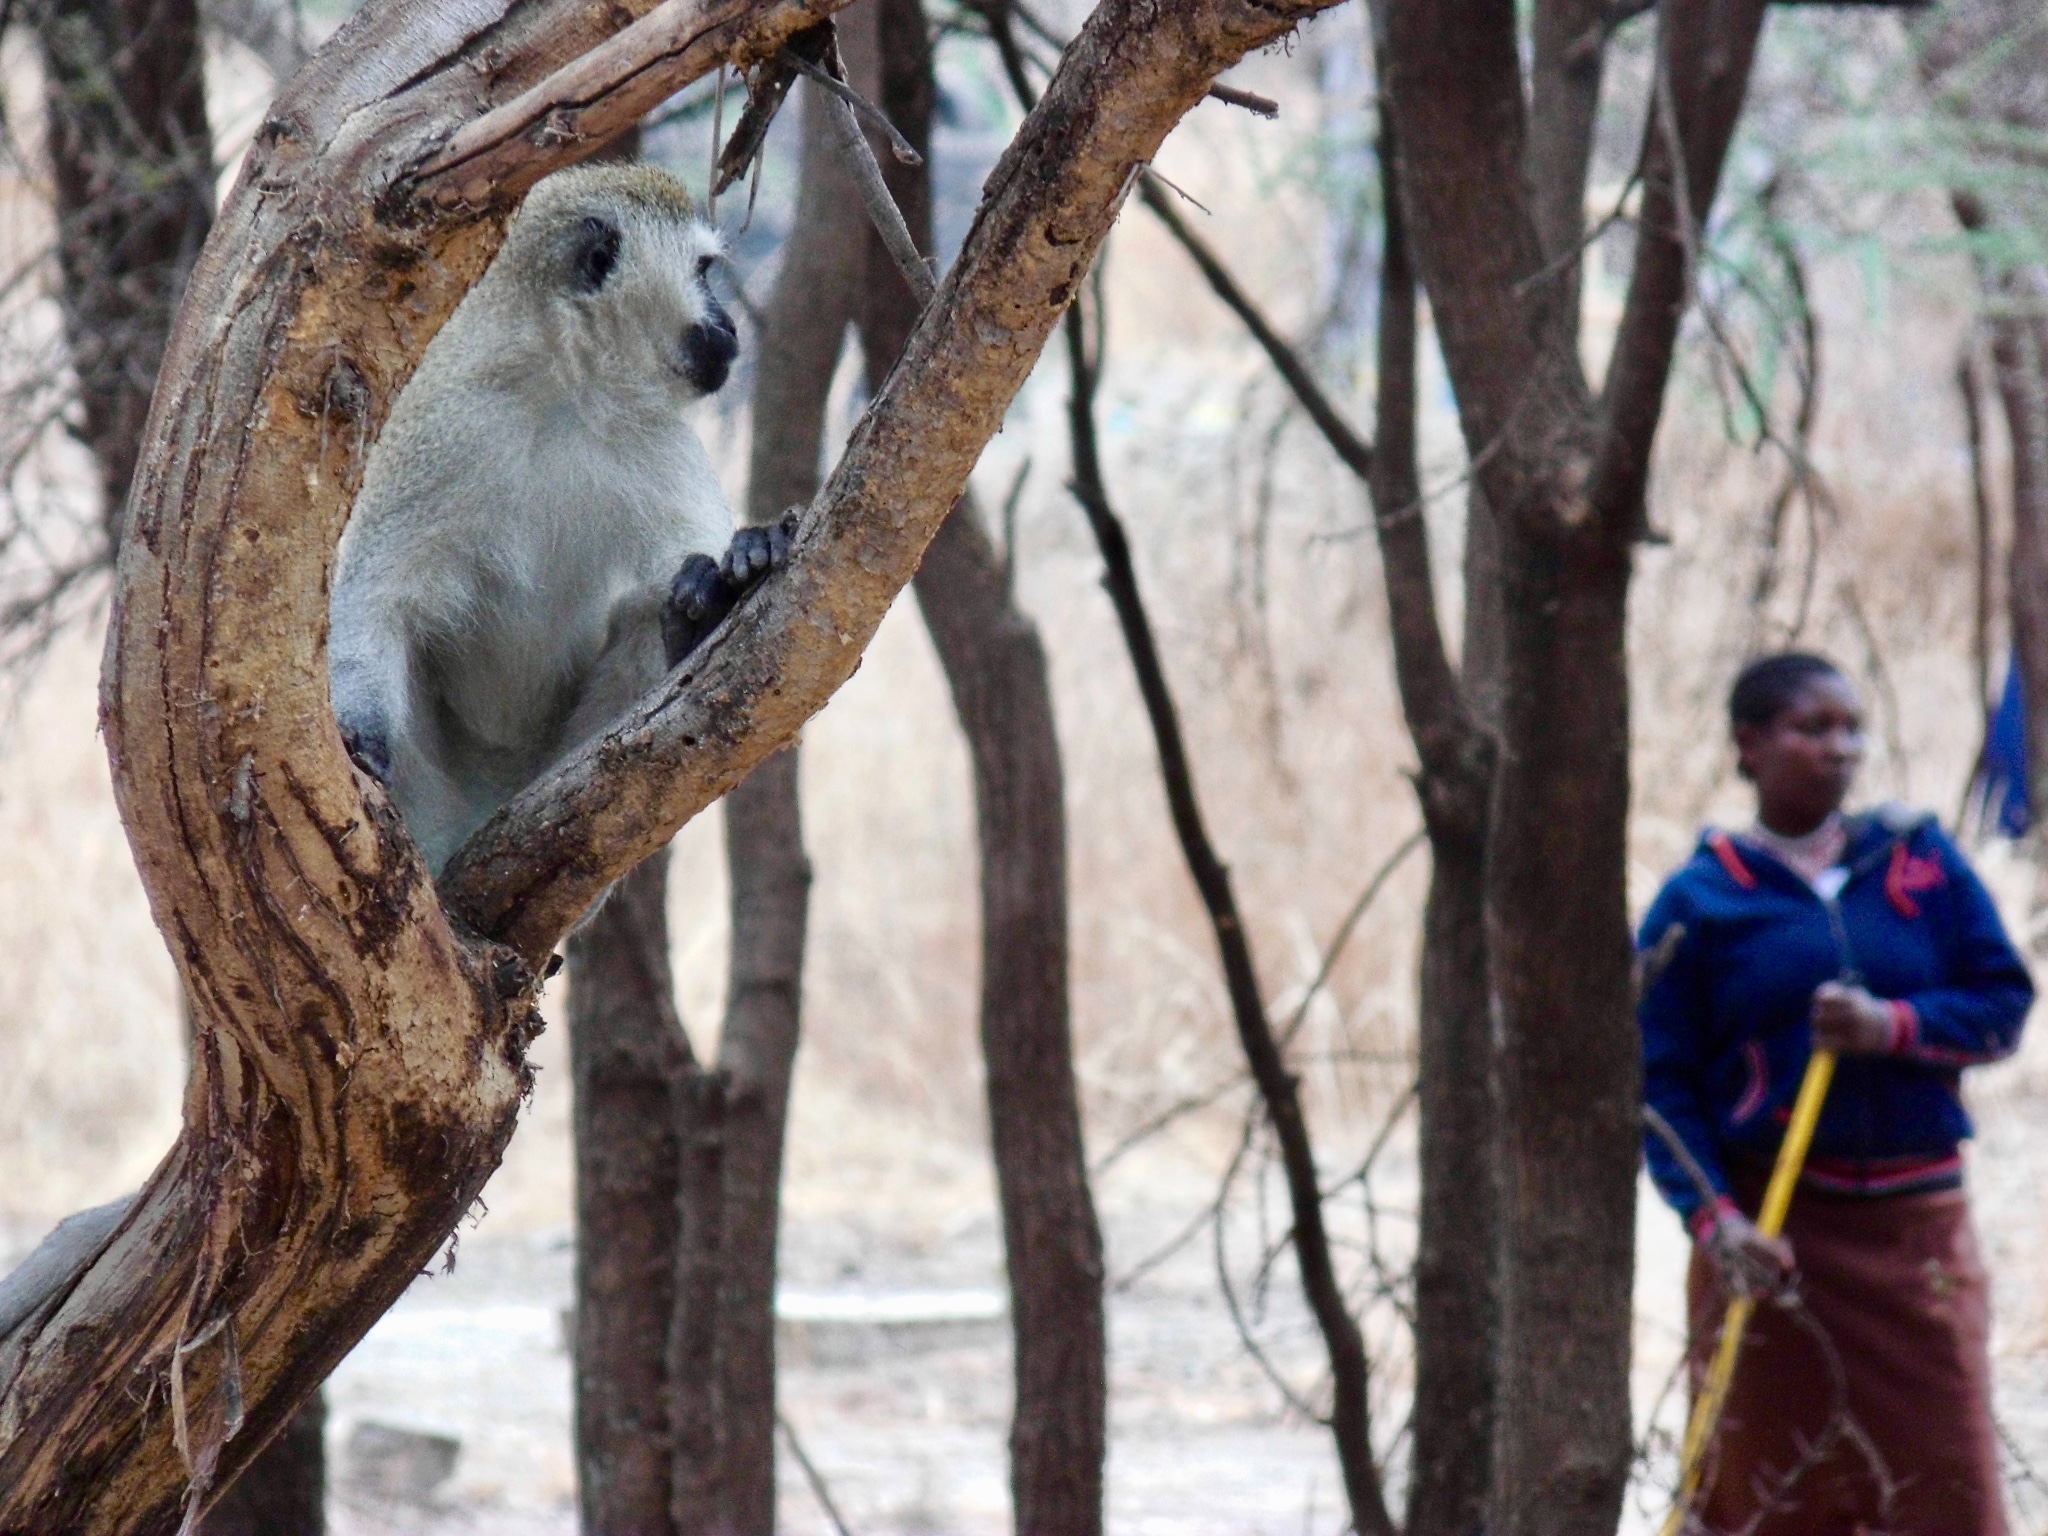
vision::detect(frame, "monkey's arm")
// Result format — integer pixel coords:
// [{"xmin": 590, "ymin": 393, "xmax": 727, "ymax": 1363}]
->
[{"xmin": 662, "ymin": 510, "xmax": 798, "ymax": 666}]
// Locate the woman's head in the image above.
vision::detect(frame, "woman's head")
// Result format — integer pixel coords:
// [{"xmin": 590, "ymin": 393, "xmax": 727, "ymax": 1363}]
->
[{"xmin": 1729, "ymin": 652, "xmax": 1865, "ymax": 834}]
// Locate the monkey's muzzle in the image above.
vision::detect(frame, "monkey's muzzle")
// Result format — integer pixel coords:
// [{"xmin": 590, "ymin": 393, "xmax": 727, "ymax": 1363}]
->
[{"xmin": 680, "ymin": 308, "xmax": 739, "ymax": 396}]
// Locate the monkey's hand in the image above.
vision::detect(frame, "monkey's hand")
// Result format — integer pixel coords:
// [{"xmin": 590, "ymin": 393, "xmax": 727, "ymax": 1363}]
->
[
  {"xmin": 664, "ymin": 510, "xmax": 799, "ymax": 665},
  {"xmin": 339, "ymin": 716, "xmax": 393, "ymax": 784}
]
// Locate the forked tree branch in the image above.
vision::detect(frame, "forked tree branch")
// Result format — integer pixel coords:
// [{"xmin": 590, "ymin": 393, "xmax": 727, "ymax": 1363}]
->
[{"xmin": 1, "ymin": 0, "xmax": 1339, "ymax": 1524}]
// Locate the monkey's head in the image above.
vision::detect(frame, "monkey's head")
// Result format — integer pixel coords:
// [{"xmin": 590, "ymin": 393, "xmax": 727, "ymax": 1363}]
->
[{"xmin": 487, "ymin": 163, "xmax": 739, "ymax": 402}]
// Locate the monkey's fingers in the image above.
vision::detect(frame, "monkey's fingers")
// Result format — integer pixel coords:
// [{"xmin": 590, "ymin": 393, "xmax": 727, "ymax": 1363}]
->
[{"xmin": 722, "ymin": 525, "xmax": 777, "ymax": 588}]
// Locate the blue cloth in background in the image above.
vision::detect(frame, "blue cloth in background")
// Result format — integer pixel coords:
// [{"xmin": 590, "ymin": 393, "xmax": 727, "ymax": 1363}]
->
[{"xmin": 1980, "ymin": 655, "xmax": 2030, "ymax": 837}]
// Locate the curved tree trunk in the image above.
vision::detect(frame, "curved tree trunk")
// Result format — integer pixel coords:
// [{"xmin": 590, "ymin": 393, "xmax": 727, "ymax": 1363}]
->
[
  {"xmin": 33, "ymin": 3, "xmax": 327, "ymax": 1526},
  {"xmin": 851, "ymin": 3, "xmax": 1107, "ymax": 1526},
  {"xmin": 0, "ymin": 0, "xmax": 1342, "ymax": 1522}
]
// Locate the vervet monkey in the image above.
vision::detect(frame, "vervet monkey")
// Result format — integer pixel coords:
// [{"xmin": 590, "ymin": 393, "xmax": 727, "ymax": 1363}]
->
[{"xmin": 329, "ymin": 163, "xmax": 790, "ymax": 874}]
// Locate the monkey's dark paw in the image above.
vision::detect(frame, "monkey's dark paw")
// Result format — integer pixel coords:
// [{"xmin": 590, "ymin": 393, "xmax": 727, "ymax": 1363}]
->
[
  {"xmin": 664, "ymin": 552, "xmax": 732, "ymax": 665},
  {"xmin": 340, "ymin": 720, "xmax": 392, "ymax": 783},
  {"xmin": 721, "ymin": 511, "xmax": 797, "ymax": 591},
  {"xmin": 670, "ymin": 552, "xmax": 726, "ymax": 622}
]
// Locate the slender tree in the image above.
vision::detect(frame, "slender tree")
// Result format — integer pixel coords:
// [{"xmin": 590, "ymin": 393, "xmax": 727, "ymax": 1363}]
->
[
  {"xmin": 854, "ymin": 2, "xmax": 1108, "ymax": 1524},
  {"xmin": 1381, "ymin": 0, "xmax": 1767, "ymax": 1527}
]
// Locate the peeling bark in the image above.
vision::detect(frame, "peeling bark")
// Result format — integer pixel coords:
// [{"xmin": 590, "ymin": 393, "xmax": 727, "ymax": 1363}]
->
[{"xmin": 0, "ymin": 0, "xmax": 1333, "ymax": 1522}]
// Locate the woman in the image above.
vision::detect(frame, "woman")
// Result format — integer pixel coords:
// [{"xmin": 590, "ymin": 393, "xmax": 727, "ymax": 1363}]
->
[{"xmin": 1638, "ymin": 651, "xmax": 2033, "ymax": 1536}]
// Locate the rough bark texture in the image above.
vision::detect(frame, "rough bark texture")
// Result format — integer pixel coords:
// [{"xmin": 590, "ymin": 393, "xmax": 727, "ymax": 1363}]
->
[
  {"xmin": 0, "ymin": 0, "xmax": 1340, "ymax": 1522},
  {"xmin": 1382, "ymin": 1, "xmax": 1764, "ymax": 1530},
  {"xmin": 567, "ymin": 851, "xmax": 694, "ymax": 1535},
  {"xmin": 1368, "ymin": 100, "xmax": 1500, "ymax": 1536},
  {"xmin": 30, "ymin": 3, "xmax": 329, "ymax": 1526},
  {"xmin": 855, "ymin": 3, "xmax": 1108, "ymax": 1528},
  {"xmin": 1918, "ymin": 2, "xmax": 2048, "ymax": 838},
  {"xmin": 712, "ymin": 749, "xmax": 810, "ymax": 1536},
  {"xmin": 34, "ymin": 0, "xmax": 214, "ymax": 543}
]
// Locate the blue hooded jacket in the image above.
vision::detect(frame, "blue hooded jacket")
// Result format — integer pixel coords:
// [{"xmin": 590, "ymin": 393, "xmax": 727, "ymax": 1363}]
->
[{"xmin": 1637, "ymin": 808, "xmax": 2033, "ymax": 1226}]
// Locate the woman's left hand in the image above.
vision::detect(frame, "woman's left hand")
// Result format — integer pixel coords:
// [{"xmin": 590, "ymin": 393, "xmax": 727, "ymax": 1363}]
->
[{"xmin": 1811, "ymin": 981, "xmax": 1895, "ymax": 1055}]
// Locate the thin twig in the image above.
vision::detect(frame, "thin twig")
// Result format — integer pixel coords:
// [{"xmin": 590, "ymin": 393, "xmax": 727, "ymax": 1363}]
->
[
  {"xmin": 1278, "ymin": 828, "xmax": 1425, "ymax": 1052},
  {"xmin": 787, "ymin": 52, "xmax": 923, "ymax": 164},
  {"xmin": 777, "ymin": 1411, "xmax": 857, "ymax": 1536},
  {"xmin": 816, "ymin": 40, "xmax": 934, "ymax": 302},
  {"xmin": 1206, "ymin": 81, "xmax": 1278, "ymax": 118},
  {"xmin": 1063, "ymin": 277, "xmax": 1396, "ymax": 1536}
]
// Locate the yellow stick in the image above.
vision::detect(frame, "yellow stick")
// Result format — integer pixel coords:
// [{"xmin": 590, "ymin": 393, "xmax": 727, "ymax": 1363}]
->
[{"xmin": 1660, "ymin": 1047, "xmax": 1838, "ymax": 1536}]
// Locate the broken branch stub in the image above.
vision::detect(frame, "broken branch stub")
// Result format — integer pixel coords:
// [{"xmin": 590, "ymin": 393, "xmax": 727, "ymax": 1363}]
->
[{"xmin": 0, "ymin": 0, "xmax": 1341, "ymax": 1526}]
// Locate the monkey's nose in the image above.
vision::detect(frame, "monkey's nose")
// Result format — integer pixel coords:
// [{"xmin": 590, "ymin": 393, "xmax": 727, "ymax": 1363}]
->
[{"xmin": 681, "ymin": 317, "xmax": 739, "ymax": 395}]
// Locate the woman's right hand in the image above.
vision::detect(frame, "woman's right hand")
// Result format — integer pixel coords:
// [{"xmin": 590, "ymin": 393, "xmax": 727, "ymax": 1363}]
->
[{"xmin": 1703, "ymin": 1209, "xmax": 1796, "ymax": 1299}]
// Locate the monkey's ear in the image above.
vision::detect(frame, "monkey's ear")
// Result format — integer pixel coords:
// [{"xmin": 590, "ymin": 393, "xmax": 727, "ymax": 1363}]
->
[{"xmin": 571, "ymin": 217, "xmax": 622, "ymax": 294}]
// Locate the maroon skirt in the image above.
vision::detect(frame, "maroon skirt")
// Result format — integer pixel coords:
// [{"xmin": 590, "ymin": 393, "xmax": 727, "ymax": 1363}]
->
[{"xmin": 1685, "ymin": 1180, "xmax": 2004, "ymax": 1536}]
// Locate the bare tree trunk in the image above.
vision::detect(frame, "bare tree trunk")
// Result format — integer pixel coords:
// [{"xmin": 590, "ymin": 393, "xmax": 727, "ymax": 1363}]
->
[
  {"xmin": 568, "ymin": 851, "xmax": 694, "ymax": 1534},
  {"xmin": 1383, "ymin": 1, "xmax": 1765, "ymax": 1529},
  {"xmin": 34, "ymin": 0, "xmax": 214, "ymax": 545},
  {"xmin": 1366, "ymin": 93, "xmax": 1500, "ymax": 1536},
  {"xmin": 33, "ymin": 4, "xmax": 329, "ymax": 1527},
  {"xmin": 712, "ymin": 749, "xmax": 810, "ymax": 1536},
  {"xmin": 849, "ymin": 2, "xmax": 1107, "ymax": 1527}
]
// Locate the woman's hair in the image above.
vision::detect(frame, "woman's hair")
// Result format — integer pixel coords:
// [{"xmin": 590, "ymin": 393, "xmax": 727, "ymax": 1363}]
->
[{"xmin": 1728, "ymin": 651, "xmax": 1846, "ymax": 731}]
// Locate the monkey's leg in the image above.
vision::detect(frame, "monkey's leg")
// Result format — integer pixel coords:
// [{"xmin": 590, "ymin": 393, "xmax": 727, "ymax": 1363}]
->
[{"xmin": 662, "ymin": 510, "xmax": 798, "ymax": 664}]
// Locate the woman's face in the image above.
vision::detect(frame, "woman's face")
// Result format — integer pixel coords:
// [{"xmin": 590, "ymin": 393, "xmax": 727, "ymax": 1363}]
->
[{"xmin": 1736, "ymin": 673, "xmax": 1865, "ymax": 834}]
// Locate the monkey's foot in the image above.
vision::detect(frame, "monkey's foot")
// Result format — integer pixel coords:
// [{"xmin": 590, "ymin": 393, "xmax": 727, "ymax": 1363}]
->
[{"xmin": 340, "ymin": 719, "xmax": 393, "ymax": 783}]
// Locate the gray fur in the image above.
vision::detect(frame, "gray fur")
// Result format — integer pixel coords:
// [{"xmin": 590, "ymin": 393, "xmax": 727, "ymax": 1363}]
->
[
  {"xmin": 0, "ymin": 1194, "xmax": 137, "ymax": 1352},
  {"xmin": 329, "ymin": 164, "xmax": 739, "ymax": 874}
]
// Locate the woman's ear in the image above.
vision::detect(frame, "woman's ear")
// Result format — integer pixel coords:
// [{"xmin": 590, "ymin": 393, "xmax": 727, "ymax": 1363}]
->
[{"xmin": 1733, "ymin": 723, "xmax": 1761, "ymax": 782}]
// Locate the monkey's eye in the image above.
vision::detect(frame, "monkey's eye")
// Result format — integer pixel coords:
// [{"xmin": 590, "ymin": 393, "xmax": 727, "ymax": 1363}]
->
[
  {"xmin": 572, "ymin": 217, "xmax": 622, "ymax": 294},
  {"xmin": 695, "ymin": 254, "xmax": 716, "ymax": 279}
]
